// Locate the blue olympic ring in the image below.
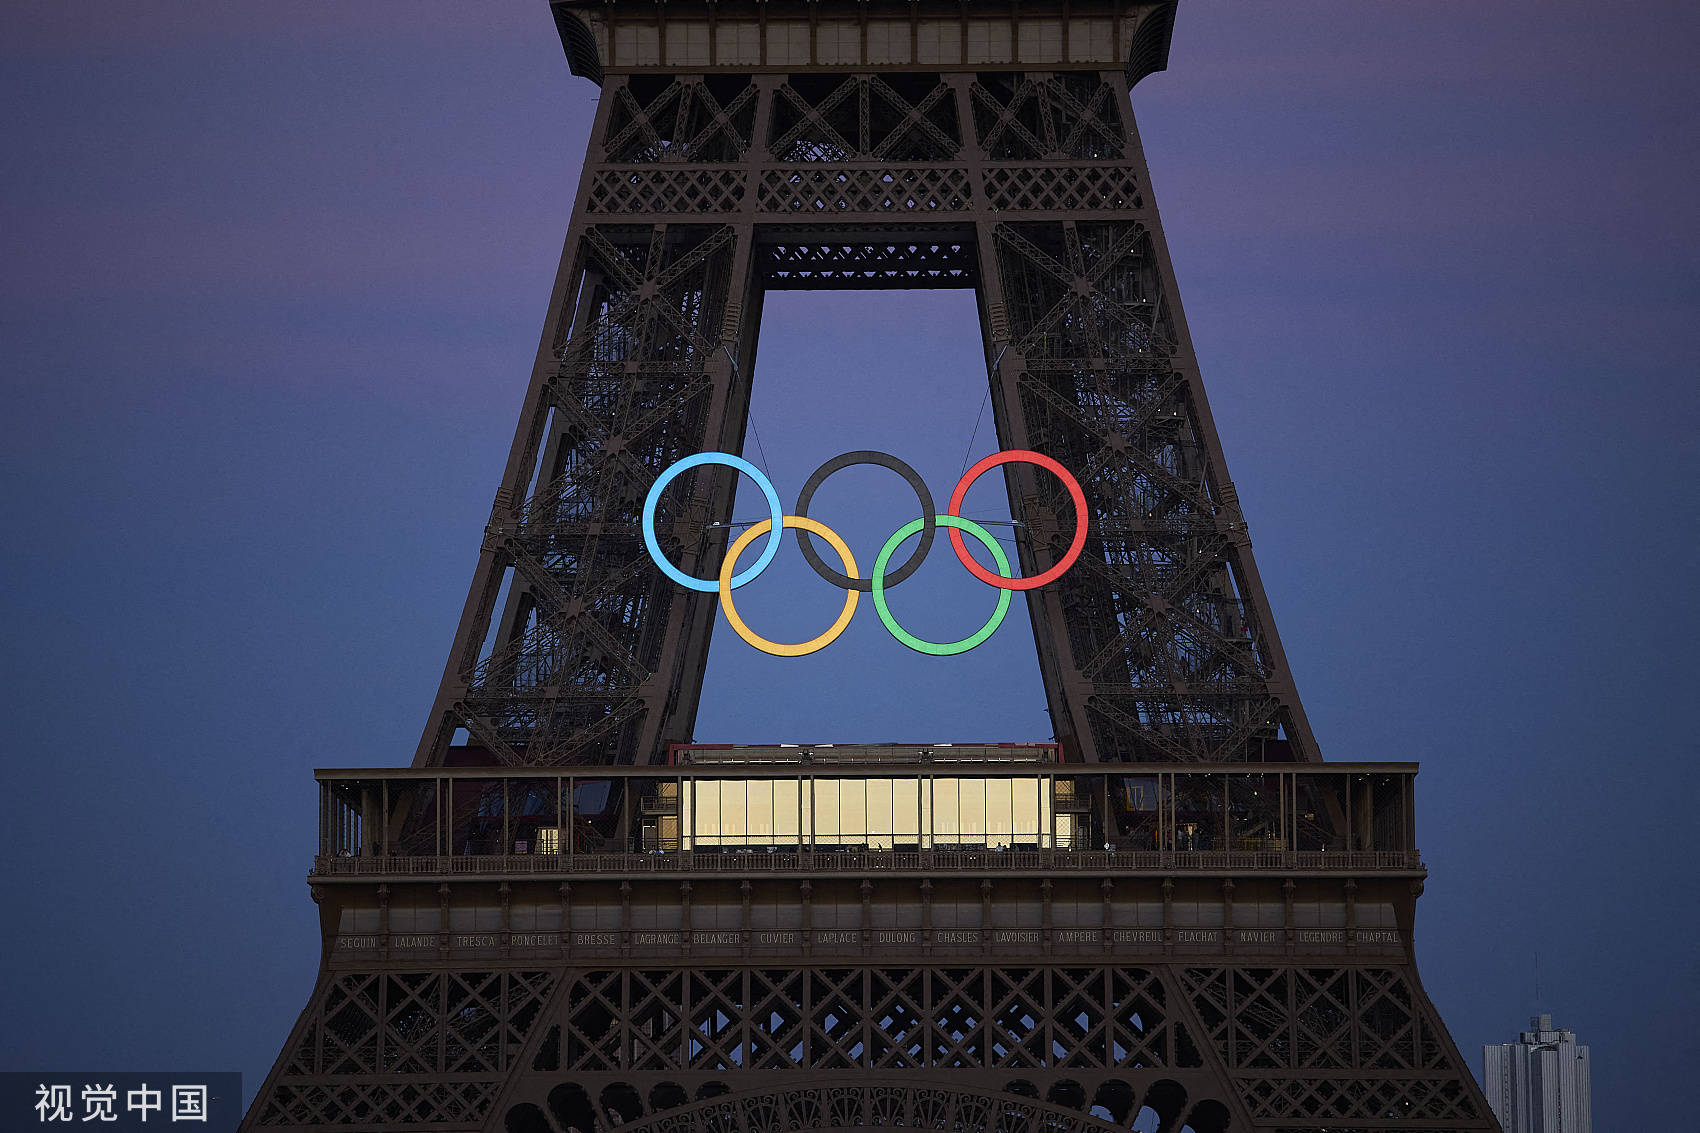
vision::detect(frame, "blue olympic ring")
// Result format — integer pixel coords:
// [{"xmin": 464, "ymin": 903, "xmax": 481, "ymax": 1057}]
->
[{"xmin": 642, "ymin": 452, "xmax": 785, "ymax": 593}]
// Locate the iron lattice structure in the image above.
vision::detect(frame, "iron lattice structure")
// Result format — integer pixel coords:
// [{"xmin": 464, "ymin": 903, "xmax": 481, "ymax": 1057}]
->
[{"xmin": 244, "ymin": 3, "xmax": 1498, "ymax": 1131}]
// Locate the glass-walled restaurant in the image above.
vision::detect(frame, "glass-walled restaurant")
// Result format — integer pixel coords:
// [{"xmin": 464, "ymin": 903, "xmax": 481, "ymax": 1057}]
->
[
  {"xmin": 317, "ymin": 762, "xmax": 1418, "ymax": 866},
  {"xmin": 688, "ymin": 777, "xmax": 1064, "ymax": 850}
]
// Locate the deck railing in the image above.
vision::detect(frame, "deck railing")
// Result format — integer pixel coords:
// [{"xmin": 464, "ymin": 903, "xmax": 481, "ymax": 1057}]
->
[{"xmin": 312, "ymin": 846, "xmax": 1422, "ymax": 877}]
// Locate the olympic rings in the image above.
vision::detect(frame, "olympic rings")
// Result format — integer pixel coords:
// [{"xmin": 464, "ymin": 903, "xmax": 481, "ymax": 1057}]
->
[
  {"xmin": 947, "ymin": 449, "xmax": 1088, "ymax": 591},
  {"xmin": 794, "ymin": 450, "xmax": 934, "ymax": 592},
  {"xmin": 639, "ymin": 447, "xmax": 1087, "ymax": 654},
  {"xmin": 872, "ymin": 516, "xmax": 1012, "ymax": 655},
  {"xmin": 643, "ymin": 452, "xmax": 784, "ymax": 592},
  {"xmin": 719, "ymin": 517, "xmax": 859, "ymax": 657}
]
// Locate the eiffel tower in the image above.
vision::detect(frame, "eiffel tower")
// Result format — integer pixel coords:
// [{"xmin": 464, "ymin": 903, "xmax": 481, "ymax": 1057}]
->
[{"xmin": 243, "ymin": 3, "xmax": 1499, "ymax": 1131}]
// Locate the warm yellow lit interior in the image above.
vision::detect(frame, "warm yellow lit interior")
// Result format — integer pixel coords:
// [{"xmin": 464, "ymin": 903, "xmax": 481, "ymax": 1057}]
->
[{"xmin": 682, "ymin": 777, "xmax": 1058, "ymax": 849}]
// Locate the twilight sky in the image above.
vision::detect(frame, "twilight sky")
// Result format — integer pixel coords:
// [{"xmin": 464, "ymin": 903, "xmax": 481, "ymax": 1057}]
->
[{"xmin": 2, "ymin": 0, "xmax": 1696, "ymax": 1126}]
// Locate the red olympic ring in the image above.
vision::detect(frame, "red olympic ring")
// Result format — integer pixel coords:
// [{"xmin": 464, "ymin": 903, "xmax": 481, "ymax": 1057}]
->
[{"xmin": 946, "ymin": 449, "xmax": 1088, "ymax": 591}]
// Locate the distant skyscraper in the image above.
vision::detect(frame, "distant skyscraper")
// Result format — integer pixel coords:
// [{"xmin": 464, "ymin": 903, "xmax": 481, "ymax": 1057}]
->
[{"xmin": 1483, "ymin": 1014, "xmax": 1593, "ymax": 1133}]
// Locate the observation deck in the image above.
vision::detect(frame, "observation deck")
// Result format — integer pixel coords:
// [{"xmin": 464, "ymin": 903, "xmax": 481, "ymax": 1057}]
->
[
  {"xmin": 308, "ymin": 747, "xmax": 1423, "ymax": 965},
  {"xmin": 319, "ymin": 741, "xmax": 1421, "ymax": 871},
  {"xmin": 315, "ymin": 747, "xmax": 1419, "ymax": 882},
  {"xmin": 549, "ymin": 0, "xmax": 1179, "ymax": 84}
]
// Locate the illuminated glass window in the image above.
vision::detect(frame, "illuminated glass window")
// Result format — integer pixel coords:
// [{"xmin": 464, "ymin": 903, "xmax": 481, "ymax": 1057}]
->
[
  {"xmin": 894, "ymin": 779, "xmax": 921, "ymax": 846},
  {"xmin": 774, "ymin": 780, "xmax": 801, "ymax": 844},
  {"xmin": 683, "ymin": 777, "xmax": 1052, "ymax": 850},
  {"xmin": 987, "ymin": 778, "xmax": 1014, "ymax": 845},
  {"xmin": 932, "ymin": 778, "xmax": 957, "ymax": 846},
  {"xmin": 958, "ymin": 778, "xmax": 986, "ymax": 842},
  {"xmin": 743, "ymin": 780, "xmax": 773, "ymax": 843},
  {"xmin": 839, "ymin": 779, "xmax": 866, "ymax": 847},
  {"xmin": 721, "ymin": 779, "xmax": 747, "ymax": 846},
  {"xmin": 868, "ymin": 777, "xmax": 893, "ymax": 850},
  {"xmin": 815, "ymin": 780, "xmax": 840, "ymax": 845}
]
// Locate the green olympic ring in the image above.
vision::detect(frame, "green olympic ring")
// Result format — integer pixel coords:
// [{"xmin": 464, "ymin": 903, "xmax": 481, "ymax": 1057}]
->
[{"xmin": 871, "ymin": 515, "xmax": 1013, "ymax": 656}]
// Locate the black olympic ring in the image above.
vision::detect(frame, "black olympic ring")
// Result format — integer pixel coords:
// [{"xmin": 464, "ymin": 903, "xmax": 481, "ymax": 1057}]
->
[{"xmin": 792, "ymin": 450, "xmax": 935, "ymax": 593}]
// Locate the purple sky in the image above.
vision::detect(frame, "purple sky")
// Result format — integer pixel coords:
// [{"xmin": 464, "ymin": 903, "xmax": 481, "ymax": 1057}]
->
[{"xmin": 2, "ymin": 1, "xmax": 1696, "ymax": 1125}]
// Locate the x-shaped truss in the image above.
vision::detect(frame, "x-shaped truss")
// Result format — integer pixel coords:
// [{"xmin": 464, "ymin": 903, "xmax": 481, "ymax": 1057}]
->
[
  {"xmin": 770, "ymin": 75, "xmax": 960, "ymax": 162},
  {"xmin": 972, "ymin": 75, "xmax": 1126, "ymax": 160},
  {"xmin": 605, "ymin": 79, "xmax": 757, "ymax": 164}
]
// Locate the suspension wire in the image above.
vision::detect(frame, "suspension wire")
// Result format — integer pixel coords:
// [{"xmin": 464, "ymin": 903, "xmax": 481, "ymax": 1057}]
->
[
  {"xmin": 708, "ymin": 515, "xmax": 1022, "ymax": 543},
  {"xmin": 712, "ymin": 341, "xmax": 1022, "ymax": 545},
  {"xmin": 747, "ymin": 413, "xmax": 776, "ymax": 486},
  {"xmin": 720, "ymin": 341, "xmax": 775, "ymax": 485},
  {"xmin": 951, "ymin": 341, "xmax": 1024, "ymax": 577},
  {"xmin": 960, "ymin": 342, "xmax": 1010, "ymax": 476},
  {"xmin": 959, "ymin": 389, "xmax": 990, "ymax": 477}
]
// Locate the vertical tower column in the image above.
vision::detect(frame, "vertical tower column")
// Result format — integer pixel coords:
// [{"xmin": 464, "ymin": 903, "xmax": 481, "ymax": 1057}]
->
[
  {"xmin": 955, "ymin": 67, "xmax": 1319, "ymax": 762},
  {"xmin": 244, "ymin": 7, "xmax": 1501, "ymax": 1133},
  {"xmin": 412, "ymin": 73, "xmax": 771, "ymax": 768},
  {"xmin": 413, "ymin": 60, "xmax": 1321, "ymax": 770}
]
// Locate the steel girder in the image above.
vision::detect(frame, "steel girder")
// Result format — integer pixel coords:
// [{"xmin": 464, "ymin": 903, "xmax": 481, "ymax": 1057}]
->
[
  {"xmin": 409, "ymin": 66, "xmax": 1318, "ymax": 770},
  {"xmin": 243, "ymin": 10, "xmax": 1496, "ymax": 1133},
  {"xmin": 248, "ymin": 950, "xmax": 1490, "ymax": 1131}
]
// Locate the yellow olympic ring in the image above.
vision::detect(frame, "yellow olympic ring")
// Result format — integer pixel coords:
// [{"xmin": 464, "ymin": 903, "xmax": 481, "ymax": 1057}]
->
[{"xmin": 719, "ymin": 517, "xmax": 859, "ymax": 657}]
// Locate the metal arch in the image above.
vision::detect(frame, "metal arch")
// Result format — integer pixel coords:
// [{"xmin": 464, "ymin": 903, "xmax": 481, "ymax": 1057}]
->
[{"xmin": 498, "ymin": 1077, "xmax": 1154, "ymax": 1133}]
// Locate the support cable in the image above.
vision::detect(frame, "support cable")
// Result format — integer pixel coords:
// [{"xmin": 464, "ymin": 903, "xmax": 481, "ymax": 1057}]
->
[
  {"xmin": 707, "ymin": 341, "xmax": 1024, "ymax": 550},
  {"xmin": 706, "ymin": 341, "xmax": 782, "ymax": 547},
  {"xmin": 720, "ymin": 341, "xmax": 776, "ymax": 485},
  {"xmin": 960, "ymin": 342, "xmax": 1010, "ymax": 476}
]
